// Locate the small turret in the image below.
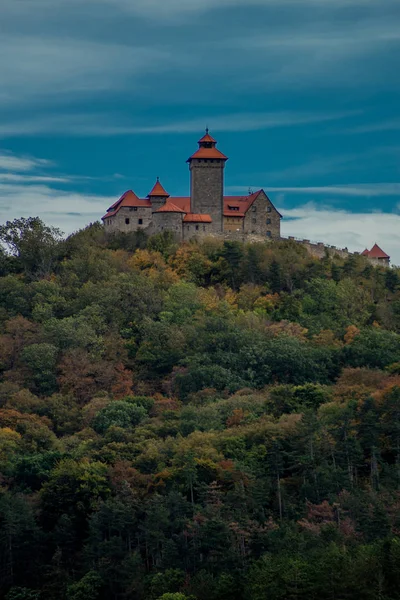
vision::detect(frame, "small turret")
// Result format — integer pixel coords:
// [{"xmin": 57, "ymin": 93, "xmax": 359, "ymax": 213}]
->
[{"xmin": 147, "ymin": 177, "xmax": 170, "ymax": 212}]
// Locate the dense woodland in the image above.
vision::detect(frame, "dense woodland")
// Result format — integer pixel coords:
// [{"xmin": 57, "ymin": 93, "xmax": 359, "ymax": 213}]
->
[{"xmin": 1, "ymin": 217, "xmax": 400, "ymax": 600}]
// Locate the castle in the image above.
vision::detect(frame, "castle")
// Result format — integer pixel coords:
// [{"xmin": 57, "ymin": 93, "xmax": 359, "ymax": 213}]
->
[
  {"xmin": 102, "ymin": 130, "xmax": 282, "ymax": 241},
  {"xmin": 102, "ymin": 130, "xmax": 390, "ymax": 267}
]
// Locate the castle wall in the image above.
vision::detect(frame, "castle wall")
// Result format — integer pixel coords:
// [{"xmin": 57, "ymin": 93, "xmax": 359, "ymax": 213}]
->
[
  {"xmin": 243, "ymin": 191, "xmax": 281, "ymax": 239},
  {"xmin": 152, "ymin": 212, "xmax": 184, "ymax": 240},
  {"xmin": 190, "ymin": 159, "xmax": 224, "ymax": 232},
  {"xmin": 224, "ymin": 216, "xmax": 244, "ymax": 232},
  {"xmin": 183, "ymin": 221, "xmax": 213, "ymax": 241},
  {"xmin": 104, "ymin": 206, "xmax": 152, "ymax": 233}
]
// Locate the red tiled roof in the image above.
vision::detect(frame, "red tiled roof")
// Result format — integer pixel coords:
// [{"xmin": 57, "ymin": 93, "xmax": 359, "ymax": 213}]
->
[
  {"xmin": 168, "ymin": 197, "xmax": 191, "ymax": 212},
  {"xmin": 183, "ymin": 213, "xmax": 212, "ymax": 223},
  {"xmin": 224, "ymin": 212, "xmax": 246, "ymax": 217},
  {"xmin": 102, "ymin": 190, "xmax": 151, "ymax": 219},
  {"xmin": 367, "ymin": 244, "xmax": 390, "ymax": 259},
  {"xmin": 188, "ymin": 146, "xmax": 228, "ymax": 161},
  {"xmin": 361, "ymin": 249, "xmax": 370, "ymax": 256},
  {"xmin": 198, "ymin": 132, "xmax": 217, "ymax": 144},
  {"xmin": 148, "ymin": 178, "xmax": 169, "ymax": 198},
  {"xmin": 155, "ymin": 201, "xmax": 185, "ymax": 213}
]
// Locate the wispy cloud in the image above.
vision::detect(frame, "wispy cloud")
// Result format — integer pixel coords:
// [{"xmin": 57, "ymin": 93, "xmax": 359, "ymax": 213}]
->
[
  {"xmin": 0, "ymin": 110, "xmax": 360, "ymax": 138},
  {"xmin": 0, "ymin": 36, "xmax": 173, "ymax": 107},
  {"xmin": 0, "ymin": 152, "xmax": 52, "ymax": 172},
  {"xmin": 231, "ymin": 183, "xmax": 400, "ymax": 197},
  {"xmin": 344, "ymin": 119, "xmax": 400, "ymax": 134}
]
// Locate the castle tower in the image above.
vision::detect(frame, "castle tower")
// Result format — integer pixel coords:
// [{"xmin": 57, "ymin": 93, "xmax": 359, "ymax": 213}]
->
[
  {"xmin": 187, "ymin": 130, "xmax": 228, "ymax": 232},
  {"xmin": 147, "ymin": 178, "xmax": 170, "ymax": 212}
]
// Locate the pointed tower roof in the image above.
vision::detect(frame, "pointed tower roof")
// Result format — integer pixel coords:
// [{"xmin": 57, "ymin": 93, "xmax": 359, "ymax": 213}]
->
[
  {"xmin": 188, "ymin": 129, "xmax": 228, "ymax": 162},
  {"xmin": 147, "ymin": 178, "xmax": 170, "ymax": 198},
  {"xmin": 198, "ymin": 128, "xmax": 217, "ymax": 144},
  {"xmin": 361, "ymin": 248, "xmax": 370, "ymax": 256},
  {"xmin": 368, "ymin": 243, "xmax": 390, "ymax": 259}
]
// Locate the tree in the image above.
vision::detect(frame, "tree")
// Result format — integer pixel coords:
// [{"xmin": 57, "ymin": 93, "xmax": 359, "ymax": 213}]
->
[
  {"xmin": 0, "ymin": 217, "xmax": 63, "ymax": 279},
  {"xmin": 20, "ymin": 343, "xmax": 59, "ymax": 395},
  {"xmin": 92, "ymin": 401, "xmax": 147, "ymax": 433}
]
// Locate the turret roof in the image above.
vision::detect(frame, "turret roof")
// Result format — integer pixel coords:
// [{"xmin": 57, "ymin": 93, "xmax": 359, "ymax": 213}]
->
[
  {"xmin": 147, "ymin": 178, "xmax": 170, "ymax": 198},
  {"xmin": 368, "ymin": 243, "xmax": 390, "ymax": 259},
  {"xmin": 188, "ymin": 146, "xmax": 228, "ymax": 161}
]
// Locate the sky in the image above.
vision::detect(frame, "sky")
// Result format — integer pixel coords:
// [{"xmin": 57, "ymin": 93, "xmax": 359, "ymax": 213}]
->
[{"xmin": 1, "ymin": 0, "xmax": 400, "ymax": 263}]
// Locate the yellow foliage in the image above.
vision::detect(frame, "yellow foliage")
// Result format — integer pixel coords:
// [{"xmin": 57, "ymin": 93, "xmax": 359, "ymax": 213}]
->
[
  {"xmin": 127, "ymin": 249, "xmax": 166, "ymax": 271},
  {"xmin": 268, "ymin": 320, "xmax": 308, "ymax": 339},
  {"xmin": 344, "ymin": 325, "xmax": 360, "ymax": 345}
]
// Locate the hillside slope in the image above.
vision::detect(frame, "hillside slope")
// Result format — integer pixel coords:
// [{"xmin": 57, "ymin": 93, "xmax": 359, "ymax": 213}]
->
[{"xmin": 1, "ymin": 219, "xmax": 400, "ymax": 600}]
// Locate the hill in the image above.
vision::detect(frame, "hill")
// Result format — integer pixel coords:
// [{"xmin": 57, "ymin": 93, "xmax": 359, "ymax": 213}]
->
[{"xmin": 1, "ymin": 218, "xmax": 400, "ymax": 600}]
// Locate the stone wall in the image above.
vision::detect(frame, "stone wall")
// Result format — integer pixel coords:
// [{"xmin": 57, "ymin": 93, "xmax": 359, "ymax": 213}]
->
[
  {"xmin": 151, "ymin": 212, "xmax": 184, "ymax": 240},
  {"xmin": 284, "ymin": 236, "xmax": 351, "ymax": 260},
  {"xmin": 183, "ymin": 221, "xmax": 213, "ymax": 241},
  {"xmin": 243, "ymin": 190, "xmax": 281, "ymax": 239},
  {"xmin": 190, "ymin": 159, "xmax": 225, "ymax": 233},
  {"xmin": 104, "ymin": 206, "xmax": 152, "ymax": 233},
  {"xmin": 224, "ymin": 216, "xmax": 244, "ymax": 232}
]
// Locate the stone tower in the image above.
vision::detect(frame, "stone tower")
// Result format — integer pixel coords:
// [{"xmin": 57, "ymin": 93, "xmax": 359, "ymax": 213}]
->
[
  {"xmin": 147, "ymin": 178, "xmax": 170, "ymax": 212},
  {"xmin": 187, "ymin": 130, "xmax": 228, "ymax": 232}
]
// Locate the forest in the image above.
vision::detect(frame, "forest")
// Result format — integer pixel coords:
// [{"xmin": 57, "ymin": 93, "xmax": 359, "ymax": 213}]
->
[{"xmin": 1, "ymin": 216, "xmax": 400, "ymax": 600}]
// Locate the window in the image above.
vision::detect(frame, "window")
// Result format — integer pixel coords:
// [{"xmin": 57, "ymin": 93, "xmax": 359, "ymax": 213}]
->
[
  {"xmin": 138, "ymin": 219, "xmax": 143, "ymax": 225},
  {"xmin": 266, "ymin": 218, "xmax": 271, "ymax": 224},
  {"xmin": 266, "ymin": 230, "xmax": 272, "ymax": 237},
  {"xmin": 195, "ymin": 225, "xmax": 199, "ymax": 231},
  {"xmin": 252, "ymin": 206, "xmax": 256, "ymax": 212},
  {"xmin": 133, "ymin": 207, "xmax": 138, "ymax": 212},
  {"xmin": 267, "ymin": 206, "xmax": 272, "ymax": 213},
  {"xmin": 125, "ymin": 218, "xmax": 130, "ymax": 225},
  {"xmin": 203, "ymin": 226, "xmax": 206, "ymax": 231},
  {"xmin": 252, "ymin": 218, "xmax": 256, "ymax": 224}
]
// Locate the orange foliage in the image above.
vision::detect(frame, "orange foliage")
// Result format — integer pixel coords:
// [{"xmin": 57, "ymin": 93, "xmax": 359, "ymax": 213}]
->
[
  {"xmin": 344, "ymin": 325, "xmax": 360, "ymax": 345},
  {"xmin": 58, "ymin": 349, "xmax": 133, "ymax": 404},
  {"xmin": 226, "ymin": 408, "xmax": 247, "ymax": 428}
]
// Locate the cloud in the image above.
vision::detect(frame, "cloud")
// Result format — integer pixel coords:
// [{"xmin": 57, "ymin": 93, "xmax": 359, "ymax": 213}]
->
[
  {"xmin": 230, "ymin": 184, "xmax": 400, "ymax": 197},
  {"xmin": 344, "ymin": 119, "xmax": 400, "ymax": 134},
  {"xmin": 0, "ymin": 36, "xmax": 173, "ymax": 107},
  {"xmin": 0, "ymin": 181, "xmax": 112, "ymax": 234},
  {"xmin": 281, "ymin": 203, "xmax": 400, "ymax": 265},
  {"xmin": 0, "ymin": 110, "xmax": 359, "ymax": 138},
  {"xmin": 0, "ymin": 152, "xmax": 52, "ymax": 172}
]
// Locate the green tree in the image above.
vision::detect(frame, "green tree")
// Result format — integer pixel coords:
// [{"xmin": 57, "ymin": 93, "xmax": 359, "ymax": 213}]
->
[{"xmin": 0, "ymin": 217, "xmax": 63, "ymax": 279}]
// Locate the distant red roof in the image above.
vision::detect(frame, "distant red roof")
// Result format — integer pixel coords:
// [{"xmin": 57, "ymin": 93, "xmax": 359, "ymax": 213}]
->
[
  {"xmin": 155, "ymin": 201, "xmax": 185, "ymax": 213},
  {"xmin": 366, "ymin": 244, "xmax": 390, "ymax": 259},
  {"xmin": 102, "ymin": 190, "xmax": 151, "ymax": 219},
  {"xmin": 188, "ymin": 146, "xmax": 228, "ymax": 161},
  {"xmin": 183, "ymin": 214, "xmax": 212, "ymax": 223},
  {"xmin": 148, "ymin": 178, "xmax": 169, "ymax": 198}
]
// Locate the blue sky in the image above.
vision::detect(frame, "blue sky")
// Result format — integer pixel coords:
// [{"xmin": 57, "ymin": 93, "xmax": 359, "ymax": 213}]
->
[{"xmin": 1, "ymin": 0, "xmax": 400, "ymax": 262}]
